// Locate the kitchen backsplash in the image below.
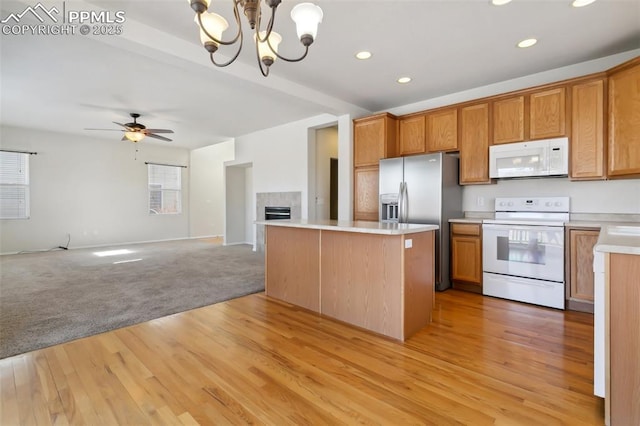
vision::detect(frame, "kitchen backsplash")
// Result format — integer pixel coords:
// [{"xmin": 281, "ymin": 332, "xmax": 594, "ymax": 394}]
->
[{"xmin": 462, "ymin": 177, "xmax": 640, "ymax": 216}]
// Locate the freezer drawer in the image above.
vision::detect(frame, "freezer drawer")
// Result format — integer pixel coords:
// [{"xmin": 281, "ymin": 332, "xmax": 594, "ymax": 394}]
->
[{"xmin": 483, "ymin": 272, "xmax": 565, "ymax": 309}]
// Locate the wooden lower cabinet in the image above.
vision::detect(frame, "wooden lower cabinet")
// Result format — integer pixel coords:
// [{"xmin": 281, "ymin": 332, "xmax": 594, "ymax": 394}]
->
[
  {"xmin": 566, "ymin": 227, "xmax": 599, "ymax": 313},
  {"xmin": 354, "ymin": 166, "xmax": 379, "ymax": 221},
  {"xmin": 450, "ymin": 222, "xmax": 482, "ymax": 293}
]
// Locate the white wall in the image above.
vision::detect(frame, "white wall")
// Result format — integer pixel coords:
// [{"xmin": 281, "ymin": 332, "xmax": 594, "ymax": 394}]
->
[
  {"xmin": 0, "ymin": 126, "xmax": 190, "ymax": 254},
  {"xmin": 232, "ymin": 113, "xmax": 345, "ymax": 220},
  {"xmin": 463, "ymin": 178, "xmax": 640, "ymax": 215},
  {"xmin": 189, "ymin": 141, "xmax": 235, "ymax": 238},
  {"xmin": 315, "ymin": 127, "xmax": 338, "ymax": 220}
]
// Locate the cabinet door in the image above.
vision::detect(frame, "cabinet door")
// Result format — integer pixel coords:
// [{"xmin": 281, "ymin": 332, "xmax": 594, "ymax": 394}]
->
[
  {"xmin": 530, "ymin": 87, "xmax": 566, "ymax": 140},
  {"xmin": 451, "ymin": 236, "xmax": 482, "ymax": 284},
  {"xmin": 608, "ymin": 61, "xmax": 640, "ymax": 176},
  {"xmin": 459, "ymin": 103, "xmax": 490, "ymax": 184},
  {"xmin": 571, "ymin": 79, "xmax": 605, "ymax": 180},
  {"xmin": 354, "ymin": 114, "xmax": 398, "ymax": 167},
  {"xmin": 399, "ymin": 115, "xmax": 426, "ymax": 155},
  {"xmin": 493, "ymin": 96, "xmax": 525, "ymax": 144},
  {"xmin": 354, "ymin": 166, "xmax": 379, "ymax": 221},
  {"xmin": 568, "ymin": 228, "xmax": 599, "ymax": 310},
  {"xmin": 427, "ymin": 108, "xmax": 458, "ymax": 152}
]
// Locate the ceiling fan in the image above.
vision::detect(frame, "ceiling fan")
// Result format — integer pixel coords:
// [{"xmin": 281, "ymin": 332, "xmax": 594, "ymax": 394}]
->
[{"xmin": 86, "ymin": 113, "xmax": 174, "ymax": 142}]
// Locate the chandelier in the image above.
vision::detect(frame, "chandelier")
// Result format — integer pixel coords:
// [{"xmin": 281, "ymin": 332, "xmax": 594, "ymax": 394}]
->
[{"xmin": 188, "ymin": 0, "xmax": 323, "ymax": 77}]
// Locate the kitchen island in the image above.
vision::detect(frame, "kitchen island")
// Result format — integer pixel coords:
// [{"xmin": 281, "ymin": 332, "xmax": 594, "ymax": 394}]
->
[
  {"xmin": 258, "ymin": 219, "xmax": 438, "ymax": 341},
  {"xmin": 593, "ymin": 224, "xmax": 640, "ymax": 426}
]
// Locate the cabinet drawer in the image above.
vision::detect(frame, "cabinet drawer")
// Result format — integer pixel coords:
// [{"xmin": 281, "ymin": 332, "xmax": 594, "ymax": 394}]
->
[{"xmin": 451, "ymin": 223, "xmax": 480, "ymax": 236}]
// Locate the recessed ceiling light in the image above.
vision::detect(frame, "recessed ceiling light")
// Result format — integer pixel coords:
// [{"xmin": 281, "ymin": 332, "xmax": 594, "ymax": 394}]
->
[
  {"xmin": 355, "ymin": 51, "xmax": 372, "ymax": 60},
  {"xmin": 397, "ymin": 77, "xmax": 412, "ymax": 84},
  {"xmin": 491, "ymin": 0, "xmax": 512, "ymax": 5},
  {"xmin": 572, "ymin": 0, "xmax": 596, "ymax": 7},
  {"xmin": 517, "ymin": 38, "xmax": 538, "ymax": 48}
]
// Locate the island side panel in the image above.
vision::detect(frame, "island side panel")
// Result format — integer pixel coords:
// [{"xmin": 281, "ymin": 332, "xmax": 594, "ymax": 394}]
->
[
  {"xmin": 265, "ymin": 226, "xmax": 320, "ymax": 312},
  {"xmin": 609, "ymin": 253, "xmax": 640, "ymax": 426},
  {"xmin": 320, "ymin": 231, "xmax": 403, "ymax": 340},
  {"xmin": 403, "ymin": 231, "xmax": 435, "ymax": 340}
]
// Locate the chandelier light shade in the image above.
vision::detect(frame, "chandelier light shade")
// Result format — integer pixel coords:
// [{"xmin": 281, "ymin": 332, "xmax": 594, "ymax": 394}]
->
[
  {"xmin": 196, "ymin": 12, "xmax": 229, "ymax": 50},
  {"xmin": 255, "ymin": 30, "xmax": 282, "ymax": 66},
  {"xmin": 189, "ymin": 0, "xmax": 323, "ymax": 76}
]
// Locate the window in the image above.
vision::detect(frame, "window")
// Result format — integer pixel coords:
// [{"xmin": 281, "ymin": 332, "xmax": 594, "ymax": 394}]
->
[
  {"xmin": 148, "ymin": 164, "xmax": 182, "ymax": 214},
  {"xmin": 0, "ymin": 151, "xmax": 30, "ymax": 219}
]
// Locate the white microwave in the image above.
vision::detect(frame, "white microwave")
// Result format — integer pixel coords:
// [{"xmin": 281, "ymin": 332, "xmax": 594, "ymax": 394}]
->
[{"xmin": 489, "ymin": 137, "xmax": 569, "ymax": 179}]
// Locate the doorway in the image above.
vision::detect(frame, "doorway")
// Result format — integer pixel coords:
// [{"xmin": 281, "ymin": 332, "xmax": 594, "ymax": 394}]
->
[
  {"xmin": 225, "ymin": 163, "xmax": 254, "ymax": 247},
  {"xmin": 314, "ymin": 126, "xmax": 338, "ymax": 221},
  {"xmin": 330, "ymin": 158, "xmax": 338, "ymax": 220}
]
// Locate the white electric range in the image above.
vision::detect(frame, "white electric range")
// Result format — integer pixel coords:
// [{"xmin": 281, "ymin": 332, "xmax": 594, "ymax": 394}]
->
[{"xmin": 482, "ymin": 197, "xmax": 570, "ymax": 309}]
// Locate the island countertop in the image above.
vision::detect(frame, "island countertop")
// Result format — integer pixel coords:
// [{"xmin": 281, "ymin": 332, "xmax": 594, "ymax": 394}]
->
[
  {"xmin": 594, "ymin": 224, "xmax": 640, "ymax": 255},
  {"xmin": 255, "ymin": 219, "xmax": 438, "ymax": 235}
]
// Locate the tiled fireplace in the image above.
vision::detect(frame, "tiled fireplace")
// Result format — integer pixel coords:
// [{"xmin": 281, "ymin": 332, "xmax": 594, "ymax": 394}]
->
[{"xmin": 256, "ymin": 191, "xmax": 301, "ymax": 252}]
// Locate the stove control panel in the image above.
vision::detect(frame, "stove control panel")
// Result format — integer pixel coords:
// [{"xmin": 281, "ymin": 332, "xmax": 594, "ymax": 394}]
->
[{"xmin": 494, "ymin": 197, "xmax": 570, "ymax": 213}]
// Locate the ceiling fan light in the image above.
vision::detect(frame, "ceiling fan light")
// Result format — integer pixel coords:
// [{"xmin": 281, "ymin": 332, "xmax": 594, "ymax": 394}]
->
[
  {"xmin": 255, "ymin": 30, "xmax": 282, "ymax": 64},
  {"xmin": 125, "ymin": 131, "xmax": 145, "ymax": 143},
  {"xmin": 195, "ymin": 12, "xmax": 228, "ymax": 46},
  {"xmin": 290, "ymin": 3, "xmax": 323, "ymax": 43}
]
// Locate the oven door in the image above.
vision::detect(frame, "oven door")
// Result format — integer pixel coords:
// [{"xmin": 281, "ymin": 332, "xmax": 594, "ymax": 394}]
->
[{"xmin": 482, "ymin": 223, "xmax": 564, "ymax": 282}]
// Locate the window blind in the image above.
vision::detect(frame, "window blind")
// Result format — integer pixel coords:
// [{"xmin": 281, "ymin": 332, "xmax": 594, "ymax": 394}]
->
[
  {"xmin": 148, "ymin": 164, "xmax": 182, "ymax": 214},
  {"xmin": 0, "ymin": 151, "xmax": 30, "ymax": 219}
]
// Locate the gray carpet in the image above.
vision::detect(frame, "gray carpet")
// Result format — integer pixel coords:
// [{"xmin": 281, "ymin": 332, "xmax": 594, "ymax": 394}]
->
[{"xmin": 0, "ymin": 239, "xmax": 265, "ymax": 359}]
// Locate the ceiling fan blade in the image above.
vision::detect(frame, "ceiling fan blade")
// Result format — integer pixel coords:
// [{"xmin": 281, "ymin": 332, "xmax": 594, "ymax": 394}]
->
[
  {"xmin": 145, "ymin": 133, "xmax": 173, "ymax": 142},
  {"xmin": 84, "ymin": 128, "xmax": 125, "ymax": 131},
  {"xmin": 113, "ymin": 121, "xmax": 135, "ymax": 131},
  {"xmin": 143, "ymin": 129, "xmax": 174, "ymax": 134}
]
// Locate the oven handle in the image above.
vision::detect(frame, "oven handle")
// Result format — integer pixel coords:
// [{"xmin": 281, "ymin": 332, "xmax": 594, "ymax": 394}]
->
[{"xmin": 482, "ymin": 224, "xmax": 563, "ymax": 233}]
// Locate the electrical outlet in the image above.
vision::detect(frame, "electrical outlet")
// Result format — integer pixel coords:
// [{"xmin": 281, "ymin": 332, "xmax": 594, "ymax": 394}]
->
[
  {"xmin": 404, "ymin": 239, "xmax": 413, "ymax": 249},
  {"xmin": 477, "ymin": 196, "xmax": 485, "ymax": 207}
]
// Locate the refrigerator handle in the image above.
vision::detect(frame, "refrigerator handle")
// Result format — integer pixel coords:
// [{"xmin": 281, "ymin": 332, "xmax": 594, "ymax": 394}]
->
[{"xmin": 399, "ymin": 182, "xmax": 408, "ymax": 223}]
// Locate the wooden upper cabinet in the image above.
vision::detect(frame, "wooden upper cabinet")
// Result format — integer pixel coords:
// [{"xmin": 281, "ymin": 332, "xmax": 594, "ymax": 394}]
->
[
  {"xmin": 353, "ymin": 166, "xmax": 380, "ymax": 221},
  {"xmin": 459, "ymin": 103, "xmax": 491, "ymax": 184},
  {"xmin": 492, "ymin": 96, "xmax": 525, "ymax": 144},
  {"xmin": 530, "ymin": 87, "xmax": 567, "ymax": 140},
  {"xmin": 353, "ymin": 113, "xmax": 398, "ymax": 167},
  {"xmin": 571, "ymin": 79, "xmax": 605, "ymax": 180},
  {"xmin": 399, "ymin": 114, "xmax": 426, "ymax": 155},
  {"xmin": 427, "ymin": 108, "xmax": 458, "ymax": 152},
  {"xmin": 608, "ymin": 57, "xmax": 640, "ymax": 177}
]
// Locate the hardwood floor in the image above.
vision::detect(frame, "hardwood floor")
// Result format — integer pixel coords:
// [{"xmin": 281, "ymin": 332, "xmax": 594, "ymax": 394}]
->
[{"xmin": 0, "ymin": 290, "xmax": 603, "ymax": 425}]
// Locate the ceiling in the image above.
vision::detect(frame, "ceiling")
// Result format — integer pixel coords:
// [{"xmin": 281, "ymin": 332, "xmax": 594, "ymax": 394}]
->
[{"xmin": 1, "ymin": 0, "xmax": 639, "ymax": 150}]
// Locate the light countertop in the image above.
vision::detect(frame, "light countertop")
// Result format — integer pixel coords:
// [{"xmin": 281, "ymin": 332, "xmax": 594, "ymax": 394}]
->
[
  {"xmin": 449, "ymin": 218, "xmax": 483, "ymax": 224},
  {"xmin": 594, "ymin": 224, "xmax": 640, "ymax": 255},
  {"xmin": 256, "ymin": 219, "xmax": 438, "ymax": 235}
]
